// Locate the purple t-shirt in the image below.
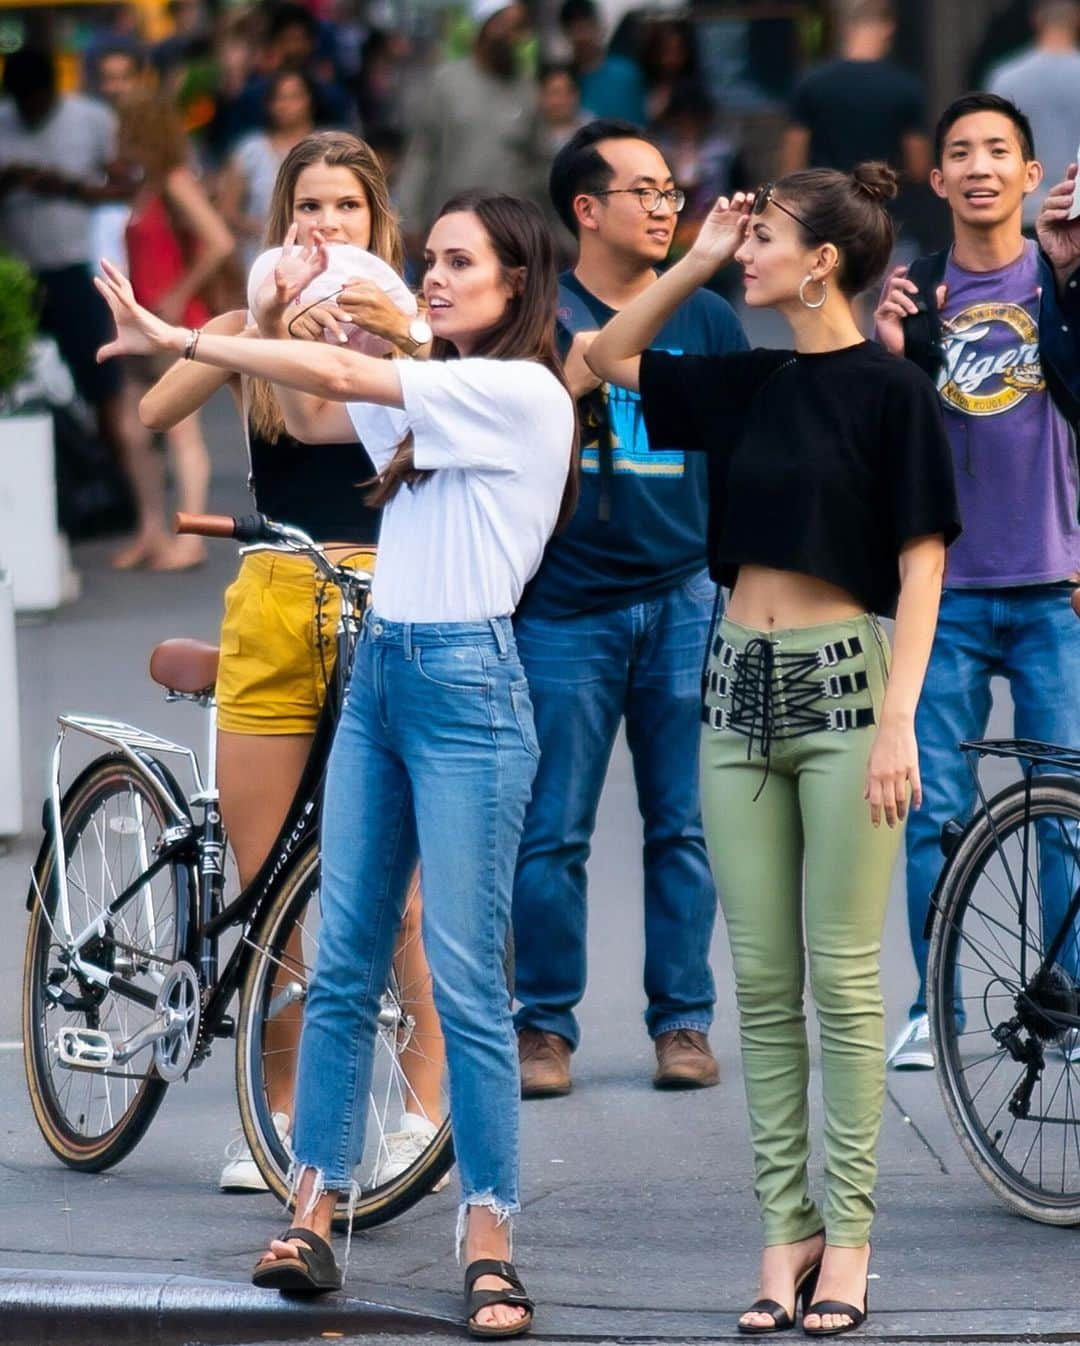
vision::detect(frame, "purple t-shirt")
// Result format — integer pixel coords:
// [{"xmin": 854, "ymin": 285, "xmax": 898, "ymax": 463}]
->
[{"xmin": 937, "ymin": 240, "xmax": 1080, "ymax": 586}]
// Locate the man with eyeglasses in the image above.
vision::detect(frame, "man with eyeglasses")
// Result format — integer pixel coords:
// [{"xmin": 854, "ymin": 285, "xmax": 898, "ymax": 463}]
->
[{"xmin": 511, "ymin": 120, "xmax": 747, "ymax": 1097}]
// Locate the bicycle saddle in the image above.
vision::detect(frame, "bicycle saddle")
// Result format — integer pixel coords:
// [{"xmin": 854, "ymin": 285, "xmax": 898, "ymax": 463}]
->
[{"xmin": 149, "ymin": 639, "xmax": 220, "ymax": 694}]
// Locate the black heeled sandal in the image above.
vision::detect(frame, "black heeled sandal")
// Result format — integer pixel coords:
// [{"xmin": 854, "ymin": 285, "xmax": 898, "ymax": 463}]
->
[
  {"xmin": 465, "ymin": 1258, "xmax": 535, "ymax": 1339},
  {"xmin": 251, "ymin": 1226, "xmax": 342, "ymax": 1294},
  {"xmin": 802, "ymin": 1241, "xmax": 871, "ymax": 1337},
  {"xmin": 738, "ymin": 1260, "xmax": 822, "ymax": 1335}
]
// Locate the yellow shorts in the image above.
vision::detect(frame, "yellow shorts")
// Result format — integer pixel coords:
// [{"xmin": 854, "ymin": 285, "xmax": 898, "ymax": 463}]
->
[{"xmin": 215, "ymin": 549, "xmax": 375, "ymax": 736}]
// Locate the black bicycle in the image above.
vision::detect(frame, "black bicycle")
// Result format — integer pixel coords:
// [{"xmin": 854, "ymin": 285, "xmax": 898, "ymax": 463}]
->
[
  {"xmin": 926, "ymin": 737, "xmax": 1080, "ymax": 1223},
  {"xmin": 21, "ymin": 512, "xmax": 453, "ymax": 1228}
]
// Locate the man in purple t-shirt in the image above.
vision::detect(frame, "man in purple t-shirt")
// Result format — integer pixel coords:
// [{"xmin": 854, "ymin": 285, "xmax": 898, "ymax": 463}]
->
[{"xmin": 875, "ymin": 92, "xmax": 1080, "ymax": 1069}]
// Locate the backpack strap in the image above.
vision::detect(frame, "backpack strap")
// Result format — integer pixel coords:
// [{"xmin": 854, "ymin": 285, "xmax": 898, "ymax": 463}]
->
[
  {"xmin": 558, "ymin": 279, "xmax": 614, "ymax": 524},
  {"xmin": 901, "ymin": 247, "xmax": 949, "ymax": 380}
]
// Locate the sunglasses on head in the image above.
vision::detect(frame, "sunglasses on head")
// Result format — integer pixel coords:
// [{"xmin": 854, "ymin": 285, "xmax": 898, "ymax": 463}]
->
[{"xmin": 751, "ymin": 182, "xmax": 825, "ymax": 242}]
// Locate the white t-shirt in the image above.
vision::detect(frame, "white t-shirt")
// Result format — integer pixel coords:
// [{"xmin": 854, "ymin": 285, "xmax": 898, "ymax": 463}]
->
[
  {"xmin": 346, "ymin": 358, "xmax": 574, "ymax": 622},
  {"xmin": 0, "ymin": 95, "xmax": 116, "ymax": 269}
]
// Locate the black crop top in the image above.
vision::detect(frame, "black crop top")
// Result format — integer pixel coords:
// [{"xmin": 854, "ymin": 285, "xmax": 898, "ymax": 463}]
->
[
  {"xmin": 247, "ymin": 421, "xmax": 381, "ymax": 546},
  {"xmin": 638, "ymin": 341, "xmax": 961, "ymax": 615}
]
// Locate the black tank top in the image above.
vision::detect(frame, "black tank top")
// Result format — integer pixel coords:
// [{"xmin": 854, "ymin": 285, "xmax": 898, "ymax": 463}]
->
[{"xmin": 247, "ymin": 421, "xmax": 381, "ymax": 545}]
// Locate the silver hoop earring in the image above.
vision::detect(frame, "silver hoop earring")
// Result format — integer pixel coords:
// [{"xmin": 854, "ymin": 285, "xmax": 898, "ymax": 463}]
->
[{"xmin": 799, "ymin": 275, "xmax": 827, "ymax": 309}]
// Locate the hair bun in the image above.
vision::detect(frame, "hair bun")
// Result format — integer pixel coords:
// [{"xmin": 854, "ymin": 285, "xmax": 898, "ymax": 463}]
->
[{"xmin": 851, "ymin": 161, "xmax": 898, "ymax": 204}]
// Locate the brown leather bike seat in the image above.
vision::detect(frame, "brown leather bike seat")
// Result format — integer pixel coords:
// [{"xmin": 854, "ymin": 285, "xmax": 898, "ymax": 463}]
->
[{"xmin": 149, "ymin": 639, "xmax": 220, "ymax": 694}]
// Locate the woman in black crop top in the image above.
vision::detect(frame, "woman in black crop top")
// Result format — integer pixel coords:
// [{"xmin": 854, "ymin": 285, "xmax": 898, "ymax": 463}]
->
[
  {"xmin": 589, "ymin": 164, "xmax": 960, "ymax": 1336},
  {"xmin": 139, "ymin": 132, "xmax": 446, "ymax": 1200}
]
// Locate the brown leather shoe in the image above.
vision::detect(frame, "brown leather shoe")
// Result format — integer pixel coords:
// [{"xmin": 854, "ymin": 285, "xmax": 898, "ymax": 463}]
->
[
  {"xmin": 653, "ymin": 1029, "xmax": 719, "ymax": 1090},
  {"xmin": 518, "ymin": 1028, "xmax": 572, "ymax": 1098}
]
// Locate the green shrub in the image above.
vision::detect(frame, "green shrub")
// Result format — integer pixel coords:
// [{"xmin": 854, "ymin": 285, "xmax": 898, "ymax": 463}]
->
[{"xmin": 0, "ymin": 251, "xmax": 38, "ymax": 399}]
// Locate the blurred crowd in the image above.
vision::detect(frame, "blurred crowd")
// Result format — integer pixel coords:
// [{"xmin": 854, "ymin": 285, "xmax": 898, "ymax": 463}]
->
[{"xmin": 3, "ymin": 0, "xmax": 1080, "ymax": 561}]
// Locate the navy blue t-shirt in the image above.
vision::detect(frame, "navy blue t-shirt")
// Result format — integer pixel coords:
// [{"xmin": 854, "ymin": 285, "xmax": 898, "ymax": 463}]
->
[{"xmin": 518, "ymin": 271, "xmax": 748, "ymax": 619}]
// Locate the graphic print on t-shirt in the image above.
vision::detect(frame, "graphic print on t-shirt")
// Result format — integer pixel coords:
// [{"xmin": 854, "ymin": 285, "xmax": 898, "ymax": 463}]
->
[
  {"xmin": 583, "ymin": 357, "xmax": 686, "ymax": 478},
  {"xmin": 937, "ymin": 300, "xmax": 1045, "ymax": 416}
]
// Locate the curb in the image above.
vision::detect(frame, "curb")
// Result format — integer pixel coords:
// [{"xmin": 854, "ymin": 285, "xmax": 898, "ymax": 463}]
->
[
  {"xmin": 0, "ymin": 1268, "xmax": 458, "ymax": 1345},
  {"xmin": 3, "ymin": 1269, "xmax": 1080, "ymax": 1344}
]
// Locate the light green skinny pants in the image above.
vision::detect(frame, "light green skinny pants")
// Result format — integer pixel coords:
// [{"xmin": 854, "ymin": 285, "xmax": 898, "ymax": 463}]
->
[{"xmin": 700, "ymin": 613, "xmax": 901, "ymax": 1247}]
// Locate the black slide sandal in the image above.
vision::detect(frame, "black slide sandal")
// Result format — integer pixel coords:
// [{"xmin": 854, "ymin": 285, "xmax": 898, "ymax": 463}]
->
[
  {"xmin": 465, "ymin": 1258, "xmax": 535, "ymax": 1339},
  {"xmin": 251, "ymin": 1226, "xmax": 342, "ymax": 1294}
]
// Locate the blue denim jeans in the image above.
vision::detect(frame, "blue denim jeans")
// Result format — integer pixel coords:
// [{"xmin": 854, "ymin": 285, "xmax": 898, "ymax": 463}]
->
[
  {"xmin": 904, "ymin": 586, "xmax": 1080, "ymax": 1019},
  {"xmin": 292, "ymin": 613, "xmax": 537, "ymax": 1230},
  {"xmin": 511, "ymin": 571, "xmax": 718, "ymax": 1048}
]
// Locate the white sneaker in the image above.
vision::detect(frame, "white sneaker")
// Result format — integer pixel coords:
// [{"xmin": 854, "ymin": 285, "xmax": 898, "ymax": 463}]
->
[
  {"xmin": 372, "ymin": 1112, "xmax": 445, "ymax": 1188},
  {"xmin": 219, "ymin": 1111, "xmax": 290, "ymax": 1192},
  {"xmin": 887, "ymin": 1014, "xmax": 935, "ymax": 1070}
]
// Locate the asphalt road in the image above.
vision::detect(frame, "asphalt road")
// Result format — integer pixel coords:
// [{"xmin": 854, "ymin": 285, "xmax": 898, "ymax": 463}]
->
[{"xmin": 1, "ymin": 380, "xmax": 1078, "ymax": 1343}]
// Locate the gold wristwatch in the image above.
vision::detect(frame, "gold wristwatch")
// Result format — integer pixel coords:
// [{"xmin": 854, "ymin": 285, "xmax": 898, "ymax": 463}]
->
[{"xmin": 399, "ymin": 316, "xmax": 433, "ymax": 355}]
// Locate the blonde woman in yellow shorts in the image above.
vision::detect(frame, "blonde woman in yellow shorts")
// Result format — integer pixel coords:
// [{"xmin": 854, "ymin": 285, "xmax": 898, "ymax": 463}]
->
[{"xmin": 141, "ymin": 131, "xmax": 444, "ymax": 1192}]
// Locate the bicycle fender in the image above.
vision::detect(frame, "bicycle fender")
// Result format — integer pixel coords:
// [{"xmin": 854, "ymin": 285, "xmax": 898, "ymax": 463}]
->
[{"xmin": 27, "ymin": 752, "xmax": 192, "ymax": 910}]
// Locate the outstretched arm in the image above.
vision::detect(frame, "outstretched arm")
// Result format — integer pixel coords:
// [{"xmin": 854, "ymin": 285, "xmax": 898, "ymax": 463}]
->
[
  {"xmin": 139, "ymin": 308, "xmax": 246, "ymax": 430},
  {"xmin": 95, "ymin": 260, "xmax": 402, "ymax": 442},
  {"xmin": 587, "ymin": 192, "xmax": 752, "ymax": 391}
]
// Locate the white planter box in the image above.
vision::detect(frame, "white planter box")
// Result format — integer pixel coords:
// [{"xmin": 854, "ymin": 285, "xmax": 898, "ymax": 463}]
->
[
  {"xmin": 0, "ymin": 412, "xmax": 65, "ymax": 611},
  {"xmin": 0, "ymin": 570, "xmax": 21, "ymax": 838}
]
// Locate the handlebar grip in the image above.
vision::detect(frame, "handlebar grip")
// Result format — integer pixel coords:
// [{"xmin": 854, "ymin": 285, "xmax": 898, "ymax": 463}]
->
[
  {"xmin": 174, "ymin": 512, "xmax": 270, "ymax": 542},
  {"xmin": 174, "ymin": 512, "xmax": 237, "ymax": 538}
]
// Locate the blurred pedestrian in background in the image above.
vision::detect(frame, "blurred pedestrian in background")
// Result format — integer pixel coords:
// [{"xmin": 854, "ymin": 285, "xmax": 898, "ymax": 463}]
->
[
  {"xmin": 113, "ymin": 93, "xmax": 234, "ymax": 569},
  {"xmin": 532, "ymin": 62, "xmax": 591, "ymax": 266},
  {"xmin": 654, "ymin": 81, "xmax": 747, "ymax": 292},
  {"xmin": 218, "ymin": 68, "xmax": 320, "ymax": 270},
  {"xmin": 396, "ymin": 0, "xmax": 536, "ymax": 254},
  {"xmin": 559, "ymin": 0, "xmax": 645, "ymax": 126},
  {"xmin": 0, "ymin": 46, "xmax": 143, "ymax": 536},
  {"xmin": 781, "ymin": 0, "xmax": 929, "ymax": 185},
  {"xmin": 989, "ymin": 0, "xmax": 1080, "ymax": 232},
  {"xmin": 88, "ymin": 45, "xmax": 148, "ymax": 274},
  {"xmin": 640, "ymin": 18, "xmax": 701, "ymax": 130}
]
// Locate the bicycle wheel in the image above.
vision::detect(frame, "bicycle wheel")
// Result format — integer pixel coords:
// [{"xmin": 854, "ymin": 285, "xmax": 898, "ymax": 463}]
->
[
  {"xmin": 927, "ymin": 774, "xmax": 1080, "ymax": 1224},
  {"xmin": 235, "ymin": 840, "xmax": 453, "ymax": 1229},
  {"xmin": 22, "ymin": 754, "xmax": 194, "ymax": 1170}
]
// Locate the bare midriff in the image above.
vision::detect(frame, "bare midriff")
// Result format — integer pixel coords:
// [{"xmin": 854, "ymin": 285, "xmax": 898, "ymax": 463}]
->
[{"xmin": 725, "ymin": 565, "xmax": 865, "ymax": 631}]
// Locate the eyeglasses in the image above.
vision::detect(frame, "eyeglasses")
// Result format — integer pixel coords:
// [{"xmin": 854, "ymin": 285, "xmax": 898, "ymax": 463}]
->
[
  {"xmin": 751, "ymin": 182, "xmax": 824, "ymax": 241},
  {"xmin": 593, "ymin": 186, "xmax": 687, "ymax": 214}
]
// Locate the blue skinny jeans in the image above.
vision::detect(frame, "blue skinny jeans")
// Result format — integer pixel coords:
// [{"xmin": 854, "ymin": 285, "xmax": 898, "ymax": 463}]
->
[{"xmin": 291, "ymin": 613, "xmax": 538, "ymax": 1236}]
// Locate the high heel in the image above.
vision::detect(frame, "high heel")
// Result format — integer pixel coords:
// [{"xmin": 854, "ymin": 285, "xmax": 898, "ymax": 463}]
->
[
  {"xmin": 738, "ymin": 1260, "xmax": 822, "ymax": 1336},
  {"xmin": 802, "ymin": 1245, "xmax": 870, "ymax": 1338}
]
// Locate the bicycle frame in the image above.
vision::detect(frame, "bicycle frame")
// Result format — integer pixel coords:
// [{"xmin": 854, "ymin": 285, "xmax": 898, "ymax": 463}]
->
[{"xmin": 34, "ymin": 521, "xmax": 370, "ymax": 1059}]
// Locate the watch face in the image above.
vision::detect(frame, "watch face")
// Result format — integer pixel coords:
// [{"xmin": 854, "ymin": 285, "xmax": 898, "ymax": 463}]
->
[{"xmin": 409, "ymin": 318, "xmax": 433, "ymax": 345}]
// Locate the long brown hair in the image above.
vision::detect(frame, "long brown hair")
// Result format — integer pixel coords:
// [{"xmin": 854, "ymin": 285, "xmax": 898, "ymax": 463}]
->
[
  {"xmin": 249, "ymin": 131, "xmax": 404, "ymax": 440},
  {"xmin": 367, "ymin": 191, "xmax": 580, "ymax": 531},
  {"xmin": 116, "ymin": 94, "xmax": 189, "ymax": 186}
]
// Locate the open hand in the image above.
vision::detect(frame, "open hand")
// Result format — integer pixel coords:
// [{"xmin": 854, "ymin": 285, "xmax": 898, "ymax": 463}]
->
[
  {"xmin": 1036, "ymin": 163, "xmax": 1080, "ymax": 285},
  {"xmin": 873, "ymin": 266, "xmax": 947, "ymax": 355},
  {"xmin": 94, "ymin": 258, "xmax": 183, "ymax": 361},
  {"xmin": 864, "ymin": 717, "xmax": 921, "ymax": 829},
  {"xmin": 253, "ymin": 223, "xmax": 329, "ymax": 333},
  {"xmin": 687, "ymin": 191, "xmax": 752, "ymax": 273}
]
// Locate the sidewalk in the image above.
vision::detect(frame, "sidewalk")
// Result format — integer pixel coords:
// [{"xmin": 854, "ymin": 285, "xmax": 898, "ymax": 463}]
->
[{"xmin": 1, "ymin": 393, "xmax": 1078, "ymax": 1343}]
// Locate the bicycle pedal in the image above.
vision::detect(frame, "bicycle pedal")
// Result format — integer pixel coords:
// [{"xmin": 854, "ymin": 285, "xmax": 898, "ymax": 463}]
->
[{"xmin": 55, "ymin": 1026, "xmax": 114, "ymax": 1069}]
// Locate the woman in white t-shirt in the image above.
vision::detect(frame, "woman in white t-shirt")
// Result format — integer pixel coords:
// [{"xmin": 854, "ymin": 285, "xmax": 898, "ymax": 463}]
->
[{"xmin": 95, "ymin": 191, "xmax": 576, "ymax": 1339}]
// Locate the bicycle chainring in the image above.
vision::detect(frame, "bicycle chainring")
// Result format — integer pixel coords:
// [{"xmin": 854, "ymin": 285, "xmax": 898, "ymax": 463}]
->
[{"xmin": 153, "ymin": 961, "xmax": 202, "ymax": 1082}]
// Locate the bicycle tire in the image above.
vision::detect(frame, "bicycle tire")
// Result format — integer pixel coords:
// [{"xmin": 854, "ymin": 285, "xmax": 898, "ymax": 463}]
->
[
  {"xmin": 927, "ymin": 774, "xmax": 1080, "ymax": 1224},
  {"xmin": 22, "ymin": 753, "xmax": 193, "ymax": 1171},
  {"xmin": 235, "ymin": 840, "xmax": 454, "ymax": 1229}
]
